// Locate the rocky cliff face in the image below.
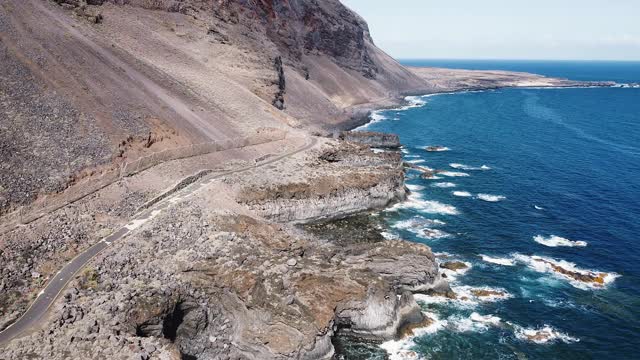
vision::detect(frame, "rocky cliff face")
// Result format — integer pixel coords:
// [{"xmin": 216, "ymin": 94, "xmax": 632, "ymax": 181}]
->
[
  {"xmin": 232, "ymin": 141, "xmax": 406, "ymax": 223},
  {"xmin": 213, "ymin": 0, "xmax": 379, "ymax": 78}
]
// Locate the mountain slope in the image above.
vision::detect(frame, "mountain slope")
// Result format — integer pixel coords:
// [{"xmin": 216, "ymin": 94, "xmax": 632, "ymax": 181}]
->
[{"xmin": 0, "ymin": 0, "xmax": 427, "ymax": 213}]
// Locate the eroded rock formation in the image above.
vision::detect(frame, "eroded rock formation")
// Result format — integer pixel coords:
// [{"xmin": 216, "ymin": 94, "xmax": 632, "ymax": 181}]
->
[{"xmin": 1, "ymin": 137, "xmax": 443, "ymax": 359}]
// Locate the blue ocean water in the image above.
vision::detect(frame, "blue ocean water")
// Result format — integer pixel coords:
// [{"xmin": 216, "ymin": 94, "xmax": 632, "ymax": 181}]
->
[{"xmin": 360, "ymin": 61, "xmax": 640, "ymax": 359}]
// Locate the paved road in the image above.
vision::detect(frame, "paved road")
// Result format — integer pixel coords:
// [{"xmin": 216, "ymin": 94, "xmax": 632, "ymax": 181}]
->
[{"xmin": 0, "ymin": 136, "xmax": 316, "ymax": 345}]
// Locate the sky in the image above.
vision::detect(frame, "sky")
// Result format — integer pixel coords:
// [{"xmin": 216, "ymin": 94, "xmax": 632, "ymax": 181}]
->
[{"xmin": 340, "ymin": 0, "xmax": 640, "ymax": 60}]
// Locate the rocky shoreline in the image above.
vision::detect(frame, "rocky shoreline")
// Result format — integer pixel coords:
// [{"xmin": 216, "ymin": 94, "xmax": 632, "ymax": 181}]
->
[
  {"xmin": 0, "ymin": 133, "xmax": 454, "ymax": 359},
  {"xmin": 337, "ymin": 67, "xmax": 618, "ymax": 132}
]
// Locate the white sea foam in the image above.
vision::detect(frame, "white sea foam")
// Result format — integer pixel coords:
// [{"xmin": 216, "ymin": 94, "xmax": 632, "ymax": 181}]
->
[
  {"xmin": 392, "ymin": 216, "xmax": 446, "ymax": 230},
  {"xmin": 449, "ymin": 163, "xmax": 491, "ymax": 171},
  {"xmin": 470, "ymin": 312, "xmax": 502, "ymax": 326},
  {"xmin": 424, "ymin": 146, "xmax": 451, "ymax": 152},
  {"xmin": 455, "ymin": 285, "xmax": 512, "ymax": 302},
  {"xmin": 391, "ymin": 96, "xmax": 428, "ymax": 111},
  {"xmin": 415, "ymin": 285, "xmax": 511, "ymax": 308},
  {"xmin": 404, "ymin": 154, "xmax": 420, "ymax": 158},
  {"xmin": 388, "ymin": 191, "xmax": 459, "ymax": 215},
  {"xmin": 380, "ymin": 311, "xmax": 445, "ymax": 360},
  {"xmin": 354, "ymin": 110, "xmax": 387, "ymax": 130},
  {"xmin": 534, "ymin": 205, "xmax": 544, "ymax": 210},
  {"xmin": 405, "ymin": 184, "xmax": 425, "ymax": 191},
  {"xmin": 392, "ymin": 217, "xmax": 449, "ymax": 240},
  {"xmin": 476, "ymin": 194, "xmax": 506, "ymax": 202},
  {"xmin": 448, "ymin": 312, "xmax": 503, "ymax": 333},
  {"xmin": 452, "ymin": 191, "xmax": 472, "ymax": 197},
  {"xmin": 420, "ymin": 228, "xmax": 452, "ymax": 240},
  {"xmin": 380, "ymin": 231, "xmax": 400, "ymax": 240},
  {"xmin": 381, "ymin": 311, "xmax": 504, "ymax": 359},
  {"xmin": 440, "ymin": 171, "xmax": 470, "ymax": 177},
  {"xmin": 513, "ymin": 254, "xmax": 619, "ymax": 290},
  {"xmin": 479, "ymin": 254, "xmax": 516, "ymax": 266},
  {"xmin": 436, "ymin": 263, "xmax": 473, "ymax": 282},
  {"xmin": 513, "ymin": 324, "xmax": 579, "ymax": 344},
  {"xmin": 432, "ymin": 182, "xmax": 456, "ymax": 188},
  {"xmin": 447, "ymin": 315, "xmax": 490, "ymax": 333},
  {"xmin": 434, "ymin": 251, "xmax": 454, "ymax": 258},
  {"xmin": 542, "ymin": 298, "xmax": 580, "ymax": 310},
  {"xmin": 533, "ymin": 235, "xmax": 587, "ymax": 248},
  {"xmin": 369, "ymin": 111, "xmax": 387, "ymax": 123},
  {"xmin": 407, "ymin": 159, "xmax": 426, "ymax": 164}
]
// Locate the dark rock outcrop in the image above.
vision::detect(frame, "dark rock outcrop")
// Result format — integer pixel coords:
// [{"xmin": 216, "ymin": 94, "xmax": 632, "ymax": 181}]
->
[{"xmin": 272, "ymin": 56, "xmax": 286, "ymax": 110}]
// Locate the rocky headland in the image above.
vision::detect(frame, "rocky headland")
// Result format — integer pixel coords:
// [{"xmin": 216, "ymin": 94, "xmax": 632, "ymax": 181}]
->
[
  {"xmin": 408, "ymin": 66, "xmax": 616, "ymax": 93},
  {"xmin": 0, "ymin": 134, "xmax": 449, "ymax": 360}
]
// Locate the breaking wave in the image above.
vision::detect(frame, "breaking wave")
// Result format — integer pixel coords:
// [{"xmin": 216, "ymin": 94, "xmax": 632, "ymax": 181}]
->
[
  {"xmin": 440, "ymin": 171, "xmax": 470, "ymax": 177},
  {"xmin": 479, "ymin": 254, "xmax": 516, "ymax": 266},
  {"xmin": 513, "ymin": 324, "xmax": 579, "ymax": 344},
  {"xmin": 380, "ymin": 311, "xmax": 444, "ymax": 360},
  {"xmin": 448, "ymin": 313, "xmax": 502, "ymax": 333},
  {"xmin": 392, "ymin": 95, "xmax": 428, "ymax": 111},
  {"xmin": 354, "ymin": 110, "xmax": 387, "ymax": 130},
  {"xmin": 424, "ymin": 146, "xmax": 451, "ymax": 152},
  {"xmin": 405, "ymin": 184, "xmax": 425, "ymax": 191},
  {"xmin": 392, "ymin": 217, "xmax": 450, "ymax": 239},
  {"xmin": 452, "ymin": 191, "xmax": 472, "ymax": 197},
  {"xmin": 380, "ymin": 231, "xmax": 400, "ymax": 240},
  {"xmin": 420, "ymin": 228, "xmax": 452, "ymax": 240},
  {"xmin": 407, "ymin": 159, "xmax": 426, "ymax": 164},
  {"xmin": 388, "ymin": 191, "xmax": 459, "ymax": 215},
  {"xmin": 449, "ymin": 163, "xmax": 491, "ymax": 171},
  {"xmin": 432, "ymin": 182, "xmax": 456, "ymax": 188},
  {"xmin": 415, "ymin": 285, "xmax": 512, "ymax": 308},
  {"xmin": 513, "ymin": 254, "xmax": 619, "ymax": 290},
  {"xmin": 476, "ymin": 194, "xmax": 506, "ymax": 202},
  {"xmin": 533, "ymin": 235, "xmax": 587, "ymax": 247},
  {"xmin": 392, "ymin": 216, "xmax": 446, "ymax": 230}
]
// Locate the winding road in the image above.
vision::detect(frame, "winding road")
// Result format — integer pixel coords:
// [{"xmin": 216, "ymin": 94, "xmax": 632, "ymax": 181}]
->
[{"xmin": 0, "ymin": 136, "xmax": 317, "ymax": 345}]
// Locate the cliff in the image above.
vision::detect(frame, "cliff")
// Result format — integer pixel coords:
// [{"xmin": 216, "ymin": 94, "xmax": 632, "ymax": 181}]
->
[
  {"xmin": 233, "ymin": 141, "xmax": 406, "ymax": 223},
  {"xmin": 0, "ymin": 135, "xmax": 446, "ymax": 359},
  {"xmin": 0, "ymin": 0, "xmax": 428, "ymax": 214}
]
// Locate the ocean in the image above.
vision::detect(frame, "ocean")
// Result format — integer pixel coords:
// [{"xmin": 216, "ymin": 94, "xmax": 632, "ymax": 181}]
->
[{"xmin": 343, "ymin": 61, "xmax": 640, "ymax": 359}]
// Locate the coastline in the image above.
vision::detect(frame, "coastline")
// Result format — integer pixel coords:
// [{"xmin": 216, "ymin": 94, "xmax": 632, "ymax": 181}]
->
[
  {"xmin": 341, "ymin": 67, "xmax": 620, "ymax": 132},
  {"xmin": 336, "ymin": 68, "xmax": 635, "ymax": 359}
]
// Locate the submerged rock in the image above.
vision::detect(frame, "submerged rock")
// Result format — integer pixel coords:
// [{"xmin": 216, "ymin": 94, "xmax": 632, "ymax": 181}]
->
[
  {"xmin": 470, "ymin": 289, "xmax": 508, "ymax": 298},
  {"xmin": 440, "ymin": 261, "xmax": 469, "ymax": 271},
  {"xmin": 425, "ymin": 146, "xmax": 450, "ymax": 152},
  {"xmin": 533, "ymin": 258, "xmax": 608, "ymax": 286}
]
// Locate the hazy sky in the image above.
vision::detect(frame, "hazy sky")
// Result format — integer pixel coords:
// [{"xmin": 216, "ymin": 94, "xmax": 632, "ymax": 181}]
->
[{"xmin": 341, "ymin": 0, "xmax": 640, "ymax": 60}]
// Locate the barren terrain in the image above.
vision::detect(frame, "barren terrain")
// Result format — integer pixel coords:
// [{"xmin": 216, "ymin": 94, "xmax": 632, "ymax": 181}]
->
[{"xmin": 0, "ymin": 0, "xmax": 615, "ymax": 358}]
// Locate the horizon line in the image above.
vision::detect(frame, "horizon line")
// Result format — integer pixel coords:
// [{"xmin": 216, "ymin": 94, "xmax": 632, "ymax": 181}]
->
[{"xmin": 397, "ymin": 58, "xmax": 640, "ymax": 62}]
